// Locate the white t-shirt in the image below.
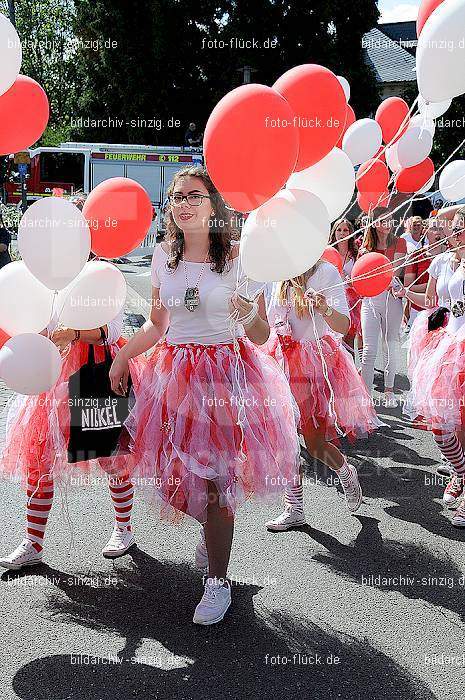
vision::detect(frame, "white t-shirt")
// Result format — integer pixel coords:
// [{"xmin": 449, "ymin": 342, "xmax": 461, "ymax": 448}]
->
[
  {"xmin": 446, "ymin": 264, "xmax": 465, "ymax": 334},
  {"xmin": 401, "ymin": 232, "xmax": 423, "ymax": 254},
  {"xmin": 151, "ymin": 243, "xmax": 262, "ymax": 345},
  {"xmin": 265, "ymin": 261, "xmax": 349, "ymax": 342},
  {"xmin": 428, "ymin": 251, "xmax": 458, "ymax": 310},
  {"xmin": 342, "ymin": 257, "xmax": 355, "ymax": 278}
]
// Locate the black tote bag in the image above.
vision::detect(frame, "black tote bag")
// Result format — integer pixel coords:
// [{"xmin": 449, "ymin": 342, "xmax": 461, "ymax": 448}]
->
[{"xmin": 67, "ymin": 329, "xmax": 132, "ymax": 463}]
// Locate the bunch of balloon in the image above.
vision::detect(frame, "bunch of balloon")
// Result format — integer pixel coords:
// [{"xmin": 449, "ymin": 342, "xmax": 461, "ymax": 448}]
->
[{"xmin": 204, "ymin": 64, "xmax": 355, "ymax": 282}]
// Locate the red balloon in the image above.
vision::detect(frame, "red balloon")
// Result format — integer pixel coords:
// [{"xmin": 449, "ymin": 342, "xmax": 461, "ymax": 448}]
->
[
  {"xmin": 83, "ymin": 177, "xmax": 153, "ymax": 258},
  {"xmin": 0, "ymin": 75, "xmax": 49, "ymax": 155},
  {"xmin": 273, "ymin": 64, "xmax": 347, "ymax": 171},
  {"xmin": 0, "ymin": 327, "xmax": 10, "ymax": 350},
  {"xmin": 375, "ymin": 97, "xmax": 410, "ymax": 145},
  {"xmin": 357, "ymin": 190, "xmax": 390, "ymax": 213},
  {"xmin": 357, "ymin": 159, "xmax": 390, "ymax": 194},
  {"xmin": 395, "ymin": 157, "xmax": 435, "ymax": 194},
  {"xmin": 336, "ymin": 105, "xmax": 356, "ymax": 148},
  {"xmin": 351, "ymin": 253, "xmax": 393, "ymax": 297},
  {"xmin": 204, "ymin": 84, "xmax": 299, "ymax": 212},
  {"xmin": 417, "ymin": 0, "xmax": 445, "ymax": 36},
  {"xmin": 321, "ymin": 246, "xmax": 343, "ymax": 274}
]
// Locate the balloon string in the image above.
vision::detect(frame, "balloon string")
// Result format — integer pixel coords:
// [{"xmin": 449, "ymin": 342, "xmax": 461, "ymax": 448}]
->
[
  {"xmin": 335, "ymin": 134, "xmax": 465, "ymax": 249},
  {"xmin": 319, "ymin": 228, "xmax": 462, "ymax": 297}
]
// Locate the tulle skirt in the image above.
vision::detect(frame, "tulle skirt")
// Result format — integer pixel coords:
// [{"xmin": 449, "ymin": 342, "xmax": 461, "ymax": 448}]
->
[
  {"xmin": 345, "ymin": 285, "xmax": 362, "ymax": 339},
  {"xmin": 265, "ymin": 331, "xmax": 381, "ymax": 441},
  {"xmin": 0, "ymin": 339, "xmax": 145, "ymax": 489},
  {"xmin": 122, "ymin": 338, "xmax": 300, "ymax": 523},
  {"xmin": 404, "ymin": 310, "xmax": 453, "ymax": 425},
  {"xmin": 406, "ymin": 308, "xmax": 448, "ymax": 375},
  {"xmin": 405, "ymin": 322, "xmax": 465, "ymax": 429}
]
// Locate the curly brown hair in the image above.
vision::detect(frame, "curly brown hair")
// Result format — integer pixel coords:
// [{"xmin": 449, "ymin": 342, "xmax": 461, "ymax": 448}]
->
[{"xmin": 164, "ymin": 166, "xmax": 235, "ymax": 274}]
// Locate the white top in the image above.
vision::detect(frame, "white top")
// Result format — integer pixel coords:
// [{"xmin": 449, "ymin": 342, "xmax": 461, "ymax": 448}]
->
[
  {"xmin": 151, "ymin": 243, "xmax": 262, "ymax": 345},
  {"xmin": 265, "ymin": 261, "xmax": 349, "ymax": 342},
  {"xmin": 342, "ymin": 257, "xmax": 355, "ymax": 278},
  {"xmin": 46, "ymin": 308, "xmax": 123, "ymax": 345},
  {"xmin": 446, "ymin": 264, "xmax": 465, "ymax": 335},
  {"xmin": 428, "ymin": 251, "xmax": 458, "ymax": 310},
  {"xmin": 401, "ymin": 232, "xmax": 423, "ymax": 254}
]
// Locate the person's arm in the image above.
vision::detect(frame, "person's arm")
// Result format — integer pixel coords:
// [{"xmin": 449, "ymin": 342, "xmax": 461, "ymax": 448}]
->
[
  {"xmin": 392, "ymin": 276, "xmax": 436, "ymax": 310},
  {"xmin": 230, "ymin": 292, "xmax": 270, "ymax": 345},
  {"xmin": 305, "ymin": 290, "xmax": 350, "ymax": 335},
  {"xmin": 110, "ymin": 286, "xmax": 169, "ymax": 395},
  {"xmin": 50, "ymin": 325, "xmax": 109, "ymax": 352}
]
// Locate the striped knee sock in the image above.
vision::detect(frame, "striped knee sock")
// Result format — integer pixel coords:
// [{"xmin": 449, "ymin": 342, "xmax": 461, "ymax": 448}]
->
[
  {"xmin": 335, "ymin": 459, "xmax": 353, "ymax": 488},
  {"xmin": 284, "ymin": 482, "xmax": 304, "ymax": 513},
  {"xmin": 108, "ymin": 473, "xmax": 134, "ymax": 530},
  {"xmin": 432, "ymin": 430, "xmax": 465, "ymax": 476},
  {"xmin": 27, "ymin": 473, "xmax": 54, "ymax": 554}
]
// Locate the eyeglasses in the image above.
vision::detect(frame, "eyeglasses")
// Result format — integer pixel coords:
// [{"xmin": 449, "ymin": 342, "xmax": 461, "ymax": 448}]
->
[{"xmin": 169, "ymin": 193, "xmax": 211, "ymax": 207}]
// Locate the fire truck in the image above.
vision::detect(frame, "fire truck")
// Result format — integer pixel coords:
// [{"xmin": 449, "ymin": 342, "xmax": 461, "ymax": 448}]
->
[{"xmin": 4, "ymin": 142, "xmax": 203, "ymax": 240}]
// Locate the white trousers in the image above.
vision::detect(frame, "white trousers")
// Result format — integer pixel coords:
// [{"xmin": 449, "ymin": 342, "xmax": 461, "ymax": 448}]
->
[{"xmin": 361, "ymin": 292, "xmax": 403, "ymax": 392}]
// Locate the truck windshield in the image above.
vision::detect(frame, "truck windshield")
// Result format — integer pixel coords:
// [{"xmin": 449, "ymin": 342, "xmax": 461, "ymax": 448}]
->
[{"xmin": 40, "ymin": 152, "xmax": 85, "ymax": 187}]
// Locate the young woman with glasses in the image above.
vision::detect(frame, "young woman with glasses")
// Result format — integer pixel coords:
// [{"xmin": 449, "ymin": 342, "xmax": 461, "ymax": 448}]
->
[{"xmin": 109, "ymin": 166, "xmax": 300, "ymax": 625}]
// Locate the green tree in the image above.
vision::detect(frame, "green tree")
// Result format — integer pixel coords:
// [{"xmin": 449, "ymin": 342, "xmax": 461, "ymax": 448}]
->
[{"xmin": 0, "ymin": 0, "xmax": 77, "ymax": 143}]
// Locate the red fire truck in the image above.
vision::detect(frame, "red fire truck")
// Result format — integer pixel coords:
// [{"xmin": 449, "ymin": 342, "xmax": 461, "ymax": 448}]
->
[{"xmin": 4, "ymin": 142, "xmax": 203, "ymax": 238}]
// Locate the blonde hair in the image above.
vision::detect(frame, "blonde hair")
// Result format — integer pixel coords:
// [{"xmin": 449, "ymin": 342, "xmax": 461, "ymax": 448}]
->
[{"xmin": 276, "ymin": 263, "xmax": 321, "ymax": 319}]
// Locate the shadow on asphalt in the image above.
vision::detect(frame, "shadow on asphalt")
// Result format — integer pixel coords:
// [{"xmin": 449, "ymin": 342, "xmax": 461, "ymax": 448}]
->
[
  {"xmin": 300, "ymin": 515, "xmax": 465, "ymax": 626},
  {"xmin": 301, "ymin": 445, "xmax": 465, "ymax": 543},
  {"xmin": 5, "ymin": 548, "xmax": 435, "ymax": 700}
]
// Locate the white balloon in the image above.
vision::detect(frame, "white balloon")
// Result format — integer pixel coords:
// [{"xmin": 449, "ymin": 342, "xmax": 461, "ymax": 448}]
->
[
  {"xmin": 410, "ymin": 113, "xmax": 436, "ymax": 138},
  {"xmin": 56, "ymin": 260, "xmax": 127, "ymax": 330},
  {"xmin": 417, "ymin": 174, "xmax": 436, "ymax": 195},
  {"xmin": 0, "ymin": 333, "xmax": 62, "ymax": 395},
  {"xmin": 418, "ymin": 94, "xmax": 451, "ymax": 119},
  {"xmin": 0, "ymin": 261, "xmax": 54, "ymax": 335},
  {"xmin": 439, "ymin": 160, "xmax": 465, "ymax": 201},
  {"xmin": 240, "ymin": 189, "xmax": 330, "ymax": 283},
  {"xmin": 337, "ymin": 75, "xmax": 350, "ymax": 102},
  {"xmin": 18, "ymin": 197, "xmax": 91, "ymax": 290},
  {"xmin": 342, "ymin": 118, "xmax": 382, "ymax": 166},
  {"xmin": 417, "ymin": 0, "xmax": 465, "ymax": 102},
  {"xmin": 287, "ymin": 148, "xmax": 355, "ymax": 222},
  {"xmin": 395, "ymin": 126, "xmax": 433, "ymax": 169},
  {"xmin": 0, "ymin": 14, "xmax": 22, "ymax": 97}
]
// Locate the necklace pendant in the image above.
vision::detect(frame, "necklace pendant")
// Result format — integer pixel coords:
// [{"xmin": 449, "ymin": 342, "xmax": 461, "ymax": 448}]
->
[{"xmin": 184, "ymin": 286, "xmax": 200, "ymax": 312}]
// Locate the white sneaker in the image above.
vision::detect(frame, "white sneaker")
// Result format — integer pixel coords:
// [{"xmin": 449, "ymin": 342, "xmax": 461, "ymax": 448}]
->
[
  {"xmin": 266, "ymin": 506, "xmax": 306, "ymax": 532},
  {"xmin": 452, "ymin": 499, "xmax": 465, "ymax": 527},
  {"xmin": 0, "ymin": 539, "xmax": 43, "ymax": 571},
  {"xmin": 195, "ymin": 528, "xmax": 208, "ymax": 570},
  {"xmin": 341, "ymin": 463, "xmax": 363, "ymax": 513},
  {"xmin": 193, "ymin": 578, "xmax": 231, "ymax": 625},
  {"xmin": 102, "ymin": 527, "xmax": 136, "ymax": 558}
]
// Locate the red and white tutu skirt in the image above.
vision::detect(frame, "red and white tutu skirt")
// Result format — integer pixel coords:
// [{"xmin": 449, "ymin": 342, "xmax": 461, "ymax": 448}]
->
[
  {"xmin": 265, "ymin": 332, "xmax": 381, "ymax": 442},
  {"xmin": 408, "ymin": 324, "xmax": 465, "ymax": 431},
  {"xmin": 406, "ymin": 308, "xmax": 449, "ymax": 374},
  {"xmin": 0, "ymin": 339, "xmax": 145, "ymax": 489},
  {"xmin": 404, "ymin": 309, "xmax": 451, "ymax": 424},
  {"xmin": 345, "ymin": 285, "xmax": 362, "ymax": 339},
  {"xmin": 121, "ymin": 338, "xmax": 300, "ymax": 523}
]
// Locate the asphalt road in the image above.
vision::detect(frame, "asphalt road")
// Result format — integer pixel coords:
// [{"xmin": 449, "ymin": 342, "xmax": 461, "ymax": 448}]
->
[{"xmin": 1, "ymin": 258, "xmax": 464, "ymax": 700}]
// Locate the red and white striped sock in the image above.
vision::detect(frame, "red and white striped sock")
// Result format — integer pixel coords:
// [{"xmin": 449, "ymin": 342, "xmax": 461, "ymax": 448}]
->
[
  {"xmin": 108, "ymin": 473, "xmax": 134, "ymax": 531},
  {"xmin": 26, "ymin": 473, "xmax": 54, "ymax": 554},
  {"xmin": 432, "ymin": 430, "xmax": 465, "ymax": 476}
]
